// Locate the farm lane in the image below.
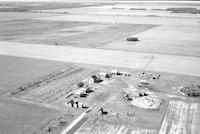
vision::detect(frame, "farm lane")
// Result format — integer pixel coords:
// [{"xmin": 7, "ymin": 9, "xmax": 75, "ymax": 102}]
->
[{"xmin": 0, "ymin": 41, "xmax": 200, "ymax": 77}]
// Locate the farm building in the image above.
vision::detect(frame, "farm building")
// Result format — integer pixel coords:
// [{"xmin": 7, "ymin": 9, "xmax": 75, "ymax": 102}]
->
[{"xmin": 89, "ymin": 75, "xmax": 103, "ymax": 83}]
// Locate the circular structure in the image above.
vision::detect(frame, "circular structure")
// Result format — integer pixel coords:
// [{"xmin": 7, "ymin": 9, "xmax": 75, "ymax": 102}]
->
[{"xmin": 131, "ymin": 96, "xmax": 161, "ymax": 109}]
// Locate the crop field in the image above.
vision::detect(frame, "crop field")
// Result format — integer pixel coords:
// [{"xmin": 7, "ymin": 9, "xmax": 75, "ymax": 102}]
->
[
  {"xmin": 73, "ymin": 118, "xmax": 157, "ymax": 134},
  {"xmin": 0, "ymin": 2, "xmax": 105, "ymax": 12},
  {"xmin": 102, "ymin": 25, "xmax": 200, "ymax": 57},
  {"xmin": 0, "ymin": 18, "xmax": 155, "ymax": 48},
  {"xmin": 0, "ymin": 55, "xmax": 75, "ymax": 95},
  {"xmin": 159, "ymin": 101, "xmax": 200, "ymax": 134},
  {"xmin": 0, "ymin": 97, "xmax": 63, "ymax": 134},
  {"xmin": 52, "ymin": 24, "xmax": 155, "ymax": 48},
  {"xmin": 0, "ymin": 19, "xmax": 94, "ymax": 44}
]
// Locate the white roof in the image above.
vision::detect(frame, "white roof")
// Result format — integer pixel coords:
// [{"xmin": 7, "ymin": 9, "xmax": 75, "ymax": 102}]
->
[
  {"xmin": 99, "ymin": 72, "xmax": 107, "ymax": 76},
  {"xmin": 74, "ymin": 88, "xmax": 85, "ymax": 95},
  {"xmin": 140, "ymin": 80, "xmax": 147, "ymax": 83},
  {"xmin": 111, "ymin": 70, "xmax": 119, "ymax": 73}
]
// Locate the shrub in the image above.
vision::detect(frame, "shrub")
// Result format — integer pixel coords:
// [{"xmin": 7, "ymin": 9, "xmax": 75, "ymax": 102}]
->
[{"xmin": 126, "ymin": 37, "xmax": 139, "ymax": 41}]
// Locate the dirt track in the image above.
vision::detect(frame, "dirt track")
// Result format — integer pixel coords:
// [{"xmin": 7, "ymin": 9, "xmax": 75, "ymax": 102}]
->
[{"xmin": 0, "ymin": 41, "xmax": 200, "ymax": 77}]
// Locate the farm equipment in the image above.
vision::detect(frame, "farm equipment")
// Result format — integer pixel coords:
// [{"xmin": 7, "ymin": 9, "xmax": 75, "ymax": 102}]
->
[
  {"xmin": 98, "ymin": 108, "xmax": 108, "ymax": 115},
  {"xmin": 137, "ymin": 80, "xmax": 150, "ymax": 88}
]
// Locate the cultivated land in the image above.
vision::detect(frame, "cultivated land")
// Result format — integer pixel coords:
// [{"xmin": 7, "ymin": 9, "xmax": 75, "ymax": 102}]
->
[
  {"xmin": 0, "ymin": 55, "xmax": 73, "ymax": 95},
  {"xmin": 0, "ymin": 1, "xmax": 200, "ymax": 134},
  {"xmin": 0, "ymin": 56, "xmax": 82, "ymax": 134},
  {"xmin": 0, "ymin": 97, "xmax": 62, "ymax": 134},
  {"xmin": 0, "ymin": 19, "xmax": 155, "ymax": 47}
]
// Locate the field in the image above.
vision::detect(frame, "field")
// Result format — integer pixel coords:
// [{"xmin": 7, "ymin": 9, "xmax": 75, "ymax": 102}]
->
[
  {"xmin": 0, "ymin": 55, "xmax": 77, "ymax": 95},
  {"xmin": 0, "ymin": 1, "xmax": 200, "ymax": 134},
  {"xmin": 0, "ymin": 18, "xmax": 155, "ymax": 47},
  {"xmin": 73, "ymin": 118, "xmax": 157, "ymax": 134},
  {"xmin": 0, "ymin": 19, "xmax": 94, "ymax": 44},
  {"xmin": 159, "ymin": 101, "xmax": 200, "ymax": 134},
  {"xmin": 0, "ymin": 12, "xmax": 58, "ymax": 22},
  {"xmin": 0, "ymin": 2, "xmax": 106, "ymax": 12},
  {"xmin": 101, "ymin": 25, "xmax": 200, "ymax": 57},
  {"xmin": 0, "ymin": 98, "xmax": 62, "ymax": 134},
  {"xmin": 0, "ymin": 56, "xmax": 86, "ymax": 134},
  {"xmin": 1, "ymin": 41, "xmax": 200, "ymax": 77}
]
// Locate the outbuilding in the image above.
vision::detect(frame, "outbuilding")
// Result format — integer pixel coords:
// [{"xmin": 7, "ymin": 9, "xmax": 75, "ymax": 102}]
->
[{"xmin": 89, "ymin": 75, "xmax": 103, "ymax": 83}]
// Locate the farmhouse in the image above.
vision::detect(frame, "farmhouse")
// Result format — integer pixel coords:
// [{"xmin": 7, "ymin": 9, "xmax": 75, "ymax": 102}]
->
[{"xmin": 89, "ymin": 75, "xmax": 103, "ymax": 83}]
